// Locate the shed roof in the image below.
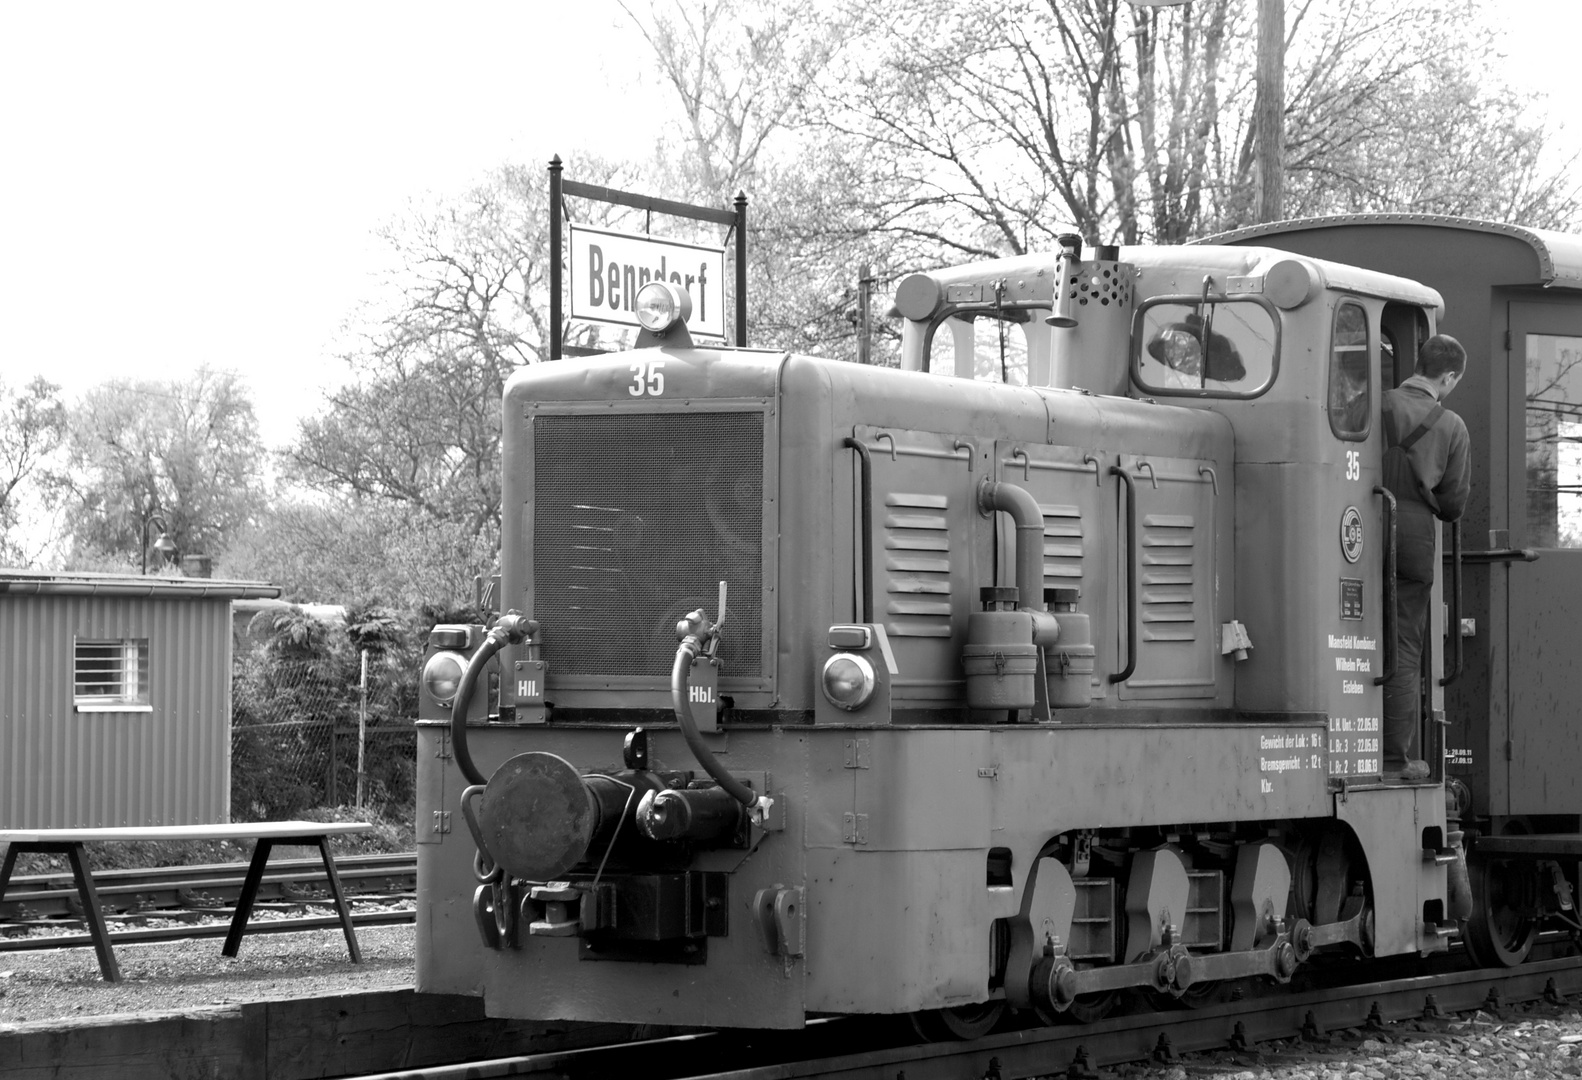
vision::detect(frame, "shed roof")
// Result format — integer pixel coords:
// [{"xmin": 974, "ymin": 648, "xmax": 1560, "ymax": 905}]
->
[
  {"xmin": 1199, "ymin": 214, "xmax": 1582, "ymax": 291},
  {"xmin": 0, "ymin": 569, "xmax": 281, "ymax": 600}
]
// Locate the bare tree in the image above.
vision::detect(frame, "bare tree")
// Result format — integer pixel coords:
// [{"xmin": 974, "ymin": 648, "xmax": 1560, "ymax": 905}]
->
[
  {"xmin": 621, "ymin": 0, "xmax": 886, "ymax": 359},
  {"xmin": 288, "ymin": 157, "xmax": 645, "ymax": 535},
  {"xmin": 815, "ymin": 0, "xmax": 1576, "ymax": 254},
  {"xmin": 51, "ymin": 367, "xmax": 266, "ymax": 568},
  {"xmin": 220, "ymin": 498, "xmax": 494, "ymax": 608},
  {"xmin": 622, "ymin": 0, "xmax": 847, "ymax": 195},
  {"xmin": 0, "ymin": 375, "xmax": 67, "ymax": 566}
]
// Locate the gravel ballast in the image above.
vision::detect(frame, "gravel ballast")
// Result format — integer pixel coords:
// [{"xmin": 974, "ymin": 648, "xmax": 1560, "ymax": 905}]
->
[
  {"xmin": 0, "ymin": 923, "xmax": 416, "ymax": 1025},
  {"xmin": 8, "ymin": 928, "xmax": 1582, "ymax": 1080},
  {"xmin": 1097, "ymin": 1001, "xmax": 1582, "ymax": 1080}
]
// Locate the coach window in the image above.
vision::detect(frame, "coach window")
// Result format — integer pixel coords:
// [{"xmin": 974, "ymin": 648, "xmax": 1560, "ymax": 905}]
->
[
  {"xmin": 1134, "ymin": 297, "xmax": 1279, "ymax": 398},
  {"xmin": 74, "ymin": 638, "xmax": 152, "ymax": 712},
  {"xmin": 1526, "ymin": 333, "xmax": 1582, "ymax": 547},
  {"xmin": 1328, "ymin": 300, "xmax": 1371, "ymax": 440}
]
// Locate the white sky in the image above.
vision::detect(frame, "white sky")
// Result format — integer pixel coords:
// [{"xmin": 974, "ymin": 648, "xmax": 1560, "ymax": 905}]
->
[
  {"xmin": 1, "ymin": 1, "xmax": 1578, "ymax": 450},
  {"xmin": 0, "ymin": 0, "xmax": 650, "ymax": 448}
]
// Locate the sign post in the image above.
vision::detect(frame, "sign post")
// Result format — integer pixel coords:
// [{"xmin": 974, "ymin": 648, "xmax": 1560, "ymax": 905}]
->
[{"xmin": 549, "ymin": 156, "xmax": 748, "ymax": 359}]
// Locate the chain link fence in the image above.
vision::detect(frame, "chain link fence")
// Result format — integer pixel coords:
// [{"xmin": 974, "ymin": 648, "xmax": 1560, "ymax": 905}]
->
[{"xmin": 231, "ymin": 634, "xmax": 422, "ymax": 824}]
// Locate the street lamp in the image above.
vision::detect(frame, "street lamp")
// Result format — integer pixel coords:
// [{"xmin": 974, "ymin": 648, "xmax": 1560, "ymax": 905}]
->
[{"xmin": 141, "ymin": 515, "xmax": 178, "ymax": 575}]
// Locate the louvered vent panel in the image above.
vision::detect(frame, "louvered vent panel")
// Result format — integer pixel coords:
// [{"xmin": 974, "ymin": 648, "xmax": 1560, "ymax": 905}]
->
[
  {"xmin": 1041, "ymin": 503, "xmax": 1084, "ymax": 590},
  {"xmin": 883, "ymin": 492, "xmax": 953, "ymax": 637},
  {"xmin": 1140, "ymin": 512, "xmax": 1197, "ymax": 642},
  {"xmin": 534, "ymin": 412, "xmax": 764, "ymax": 677}
]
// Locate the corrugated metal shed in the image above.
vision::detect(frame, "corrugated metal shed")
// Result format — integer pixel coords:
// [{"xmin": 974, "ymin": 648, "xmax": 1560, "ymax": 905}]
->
[{"xmin": 0, "ymin": 570, "xmax": 280, "ymax": 828}]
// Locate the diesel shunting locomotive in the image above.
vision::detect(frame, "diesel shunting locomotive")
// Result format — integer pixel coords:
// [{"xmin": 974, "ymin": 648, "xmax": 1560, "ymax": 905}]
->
[{"xmin": 413, "ymin": 215, "xmax": 1582, "ymax": 1034}]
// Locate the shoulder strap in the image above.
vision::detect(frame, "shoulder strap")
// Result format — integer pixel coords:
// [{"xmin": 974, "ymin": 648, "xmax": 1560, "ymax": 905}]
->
[{"xmin": 1388, "ymin": 403, "xmax": 1444, "ymax": 451}]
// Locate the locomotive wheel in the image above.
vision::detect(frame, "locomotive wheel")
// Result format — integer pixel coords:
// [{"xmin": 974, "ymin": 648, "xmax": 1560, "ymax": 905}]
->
[
  {"xmin": 1059, "ymin": 990, "xmax": 1119, "ymax": 1024},
  {"xmin": 1032, "ymin": 985, "xmax": 1119, "ymax": 1026},
  {"xmin": 1175, "ymin": 979, "xmax": 1225, "ymax": 1009},
  {"xmin": 908, "ymin": 1000, "xmax": 1006, "ymax": 1041},
  {"xmin": 1462, "ymin": 852, "xmax": 1540, "ymax": 968}
]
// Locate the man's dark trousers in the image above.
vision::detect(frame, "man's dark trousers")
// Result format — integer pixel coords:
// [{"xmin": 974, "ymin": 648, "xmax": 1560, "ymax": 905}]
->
[{"xmin": 1384, "ymin": 499, "xmax": 1437, "ymax": 767}]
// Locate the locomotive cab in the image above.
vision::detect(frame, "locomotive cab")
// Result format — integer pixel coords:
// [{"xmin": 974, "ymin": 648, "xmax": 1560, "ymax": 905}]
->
[{"xmin": 895, "ymin": 241, "xmax": 1449, "ymax": 779}]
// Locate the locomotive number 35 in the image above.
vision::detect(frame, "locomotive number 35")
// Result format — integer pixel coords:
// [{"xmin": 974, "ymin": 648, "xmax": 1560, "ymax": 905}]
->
[
  {"xmin": 629, "ymin": 361, "xmax": 667, "ymax": 397},
  {"xmin": 1345, "ymin": 450, "xmax": 1360, "ymax": 481}
]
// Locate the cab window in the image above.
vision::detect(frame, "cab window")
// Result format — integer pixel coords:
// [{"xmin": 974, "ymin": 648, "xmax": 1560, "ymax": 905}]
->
[
  {"xmin": 1328, "ymin": 300, "xmax": 1371, "ymax": 440},
  {"xmin": 925, "ymin": 311, "xmax": 1033, "ymax": 385},
  {"xmin": 1134, "ymin": 298, "xmax": 1278, "ymax": 398}
]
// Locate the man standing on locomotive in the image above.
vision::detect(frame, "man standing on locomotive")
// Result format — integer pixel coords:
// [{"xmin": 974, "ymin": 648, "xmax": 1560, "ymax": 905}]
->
[{"xmin": 1381, "ymin": 334, "xmax": 1471, "ymax": 782}]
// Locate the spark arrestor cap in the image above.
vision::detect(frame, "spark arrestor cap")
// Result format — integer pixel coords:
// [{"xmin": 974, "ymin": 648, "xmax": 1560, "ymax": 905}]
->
[{"xmin": 480, "ymin": 752, "xmax": 596, "ymax": 881}]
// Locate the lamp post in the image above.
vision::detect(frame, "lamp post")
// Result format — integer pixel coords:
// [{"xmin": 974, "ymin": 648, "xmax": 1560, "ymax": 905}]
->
[{"xmin": 141, "ymin": 514, "xmax": 177, "ymax": 575}]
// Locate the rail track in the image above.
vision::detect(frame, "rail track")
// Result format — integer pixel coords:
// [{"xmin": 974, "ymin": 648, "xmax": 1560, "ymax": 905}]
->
[
  {"xmin": 330, "ymin": 947, "xmax": 1582, "ymax": 1080},
  {"xmin": 0, "ymin": 851, "xmax": 416, "ymax": 951}
]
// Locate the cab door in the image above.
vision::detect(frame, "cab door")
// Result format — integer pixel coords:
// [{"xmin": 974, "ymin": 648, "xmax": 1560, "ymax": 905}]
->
[{"xmin": 1503, "ymin": 299, "xmax": 1582, "ymax": 815}]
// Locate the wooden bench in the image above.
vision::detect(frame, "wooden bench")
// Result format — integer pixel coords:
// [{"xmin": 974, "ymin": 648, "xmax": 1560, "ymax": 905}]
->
[{"xmin": 0, "ymin": 821, "xmax": 373, "ymax": 982}]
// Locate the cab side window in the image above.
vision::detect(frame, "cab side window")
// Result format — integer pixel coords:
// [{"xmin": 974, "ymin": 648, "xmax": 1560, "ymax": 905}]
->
[
  {"xmin": 925, "ymin": 312, "xmax": 1032, "ymax": 384},
  {"xmin": 1328, "ymin": 300, "xmax": 1371, "ymax": 440}
]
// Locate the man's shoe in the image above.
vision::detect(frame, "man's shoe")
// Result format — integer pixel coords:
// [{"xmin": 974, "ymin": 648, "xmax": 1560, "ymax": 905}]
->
[{"xmin": 1384, "ymin": 759, "xmax": 1431, "ymax": 782}]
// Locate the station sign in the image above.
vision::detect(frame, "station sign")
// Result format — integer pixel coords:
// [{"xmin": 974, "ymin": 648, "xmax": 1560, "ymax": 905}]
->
[{"xmin": 570, "ymin": 224, "xmax": 727, "ymax": 340}]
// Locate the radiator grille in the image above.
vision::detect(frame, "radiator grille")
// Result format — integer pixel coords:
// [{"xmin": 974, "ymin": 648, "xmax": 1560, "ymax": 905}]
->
[{"xmin": 533, "ymin": 412, "xmax": 765, "ymax": 678}]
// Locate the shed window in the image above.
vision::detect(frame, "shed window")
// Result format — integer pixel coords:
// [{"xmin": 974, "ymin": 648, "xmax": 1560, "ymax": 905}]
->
[
  {"xmin": 1328, "ymin": 300, "xmax": 1371, "ymax": 439},
  {"xmin": 74, "ymin": 639, "xmax": 151, "ymax": 711}
]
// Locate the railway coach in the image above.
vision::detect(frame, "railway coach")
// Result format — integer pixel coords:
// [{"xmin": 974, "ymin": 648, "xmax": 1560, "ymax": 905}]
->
[{"xmin": 412, "ymin": 220, "xmax": 1582, "ymax": 1035}]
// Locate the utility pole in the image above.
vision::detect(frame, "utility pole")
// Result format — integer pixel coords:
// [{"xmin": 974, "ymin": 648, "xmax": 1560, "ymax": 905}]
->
[{"xmin": 1254, "ymin": 0, "xmax": 1285, "ymax": 222}]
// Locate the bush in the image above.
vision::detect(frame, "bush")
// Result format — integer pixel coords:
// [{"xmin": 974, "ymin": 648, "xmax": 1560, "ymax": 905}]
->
[{"xmin": 231, "ymin": 602, "xmax": 430, "ymax": 826}]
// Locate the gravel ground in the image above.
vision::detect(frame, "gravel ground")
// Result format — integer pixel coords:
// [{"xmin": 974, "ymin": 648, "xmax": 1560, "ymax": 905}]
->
[
  {"xmin": 1104, "ymin": 1000, "xmax": 1582, "ymax": 1080},
  {"xmin": 0, "ymin": 921, "xmax": 416, "ymax": 1026}
]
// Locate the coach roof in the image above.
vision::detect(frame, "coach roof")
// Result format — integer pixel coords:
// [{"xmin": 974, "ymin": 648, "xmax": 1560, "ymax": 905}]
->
[{"xmin": 1201, "ymin": 214, "xmax": 1582, "ymax": 292}]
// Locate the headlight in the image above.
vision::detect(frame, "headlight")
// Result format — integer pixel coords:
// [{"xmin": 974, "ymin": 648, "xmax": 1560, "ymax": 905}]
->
[
  {"xmin": 634, "ymin": 281, "xmax": 693, "ymax": 332},
  {"xmin": 822, "ymin": 653, "xmax": 876, "ymax": 711},
  {"xmin": 423, "ymin": 651, "xmax": 467, "ymax": 706}
]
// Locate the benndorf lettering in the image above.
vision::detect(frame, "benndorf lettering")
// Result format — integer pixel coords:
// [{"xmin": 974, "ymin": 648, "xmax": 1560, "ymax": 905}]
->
[{"xmin": 588, "ymin": 246, "xmax": 710, "ymax": 322}]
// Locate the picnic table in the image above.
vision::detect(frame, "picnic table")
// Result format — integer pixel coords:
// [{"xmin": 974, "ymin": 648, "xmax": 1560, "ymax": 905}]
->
[{"xmin": 0, "ymin": 820, "xmax": 373, "ymax": 981}]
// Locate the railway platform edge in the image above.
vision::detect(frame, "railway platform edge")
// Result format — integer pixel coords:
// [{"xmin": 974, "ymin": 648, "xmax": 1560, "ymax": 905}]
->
[{"xmin": 0, "ymin": 987, "xmax": 634, "ymax": 1080}]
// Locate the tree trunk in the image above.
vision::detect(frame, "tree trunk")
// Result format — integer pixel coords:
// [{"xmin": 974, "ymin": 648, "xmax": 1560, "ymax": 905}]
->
[{"xmin": 1254, "ymin": 0, "xmax": 1284, "ymax": 222}]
